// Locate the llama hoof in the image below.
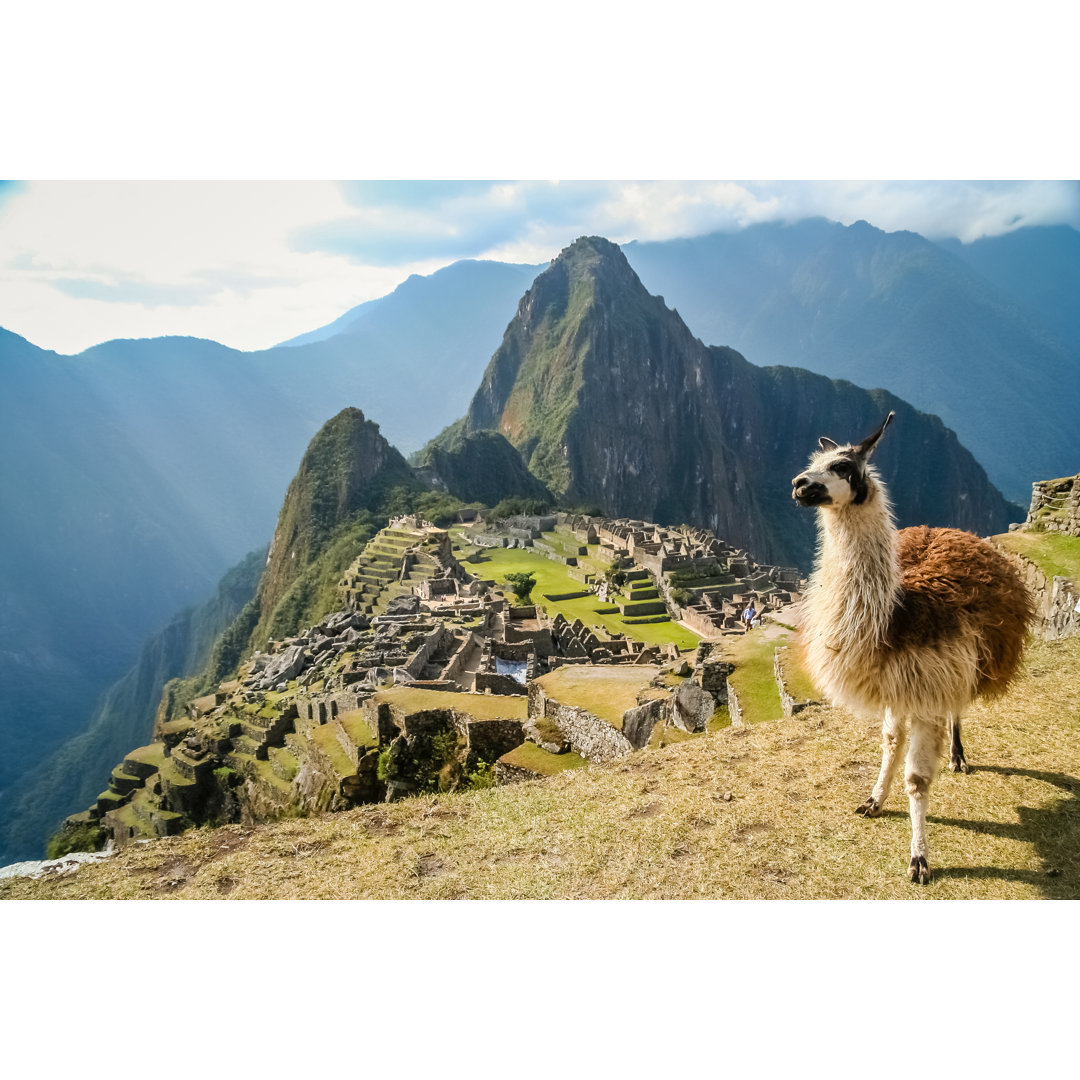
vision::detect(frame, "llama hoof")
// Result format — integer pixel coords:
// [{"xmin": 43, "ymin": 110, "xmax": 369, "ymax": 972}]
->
[
  {"xmin": 855, "ymin": 797, "xmax": 882, "ymax": 817},
  {"xmin": 908, "ymin": 856, "xmax": 932, "ymax": 885},
  {"xmin": 950, "ymin": 754, "xmax": 970, "ymax": 774}
]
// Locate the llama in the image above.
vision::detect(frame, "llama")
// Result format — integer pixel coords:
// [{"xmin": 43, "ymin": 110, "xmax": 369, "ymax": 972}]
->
[{"xmin": 791, "ymin": 413, "xmax": 1032, "ymax": 883}]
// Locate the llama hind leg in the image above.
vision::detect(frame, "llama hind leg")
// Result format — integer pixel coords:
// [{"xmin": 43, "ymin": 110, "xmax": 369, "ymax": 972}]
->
[
  {"xmin": 948, "ymin": 714, "xmax": 969, "ymax": 773},
  {"xmin": 856, "ymin": 707, "xmax": 907, "ymax": 817},
  {"xmin": 905, "ymin": 718, "xmax": 946, "ymax": 884}
]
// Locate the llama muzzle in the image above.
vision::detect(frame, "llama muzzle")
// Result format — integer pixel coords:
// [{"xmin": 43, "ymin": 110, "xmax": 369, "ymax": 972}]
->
[{"xmin": 792, "ymin": 476, "xmax": 830, "ymax": 507}]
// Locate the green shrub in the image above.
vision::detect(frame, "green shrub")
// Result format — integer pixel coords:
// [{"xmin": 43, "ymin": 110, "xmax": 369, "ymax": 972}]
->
[
  {"xmin": 376, "ymin": 746, "xmax": 396, "ymax": 783},
  {"xmin": 491, "ymin": 496, "xmax": 550, "ymax": 519},
  {"xmin": 604, "ymin": 563, "xmax": 627, "ymax": 589},
  {"xmin": 213, "ymin": 766, "xmax": 241, "ymax": 787},
  {"xmin": 45, "ymin": 821, "xmax": 106, "ymax": 860},
  {"xmin": 466, "ymin": 760, "xmax": 496, "ymax": 789},
  {"xmin": 505, "ymin": 571, "xmax": 536, "ymax": 603}
]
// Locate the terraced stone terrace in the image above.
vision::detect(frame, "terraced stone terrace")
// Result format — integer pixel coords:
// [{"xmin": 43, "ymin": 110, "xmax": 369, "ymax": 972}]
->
[
  {"xmin": 339, "ymin": 518, "xmax": 460, "ymax": 615},
  {"xmin": 455, "ymin": 541, "xmax": 699, "ymax": 651},
  {"xmin": 372, "ymin": 686, "xmax": 528, "ymax": 721}
]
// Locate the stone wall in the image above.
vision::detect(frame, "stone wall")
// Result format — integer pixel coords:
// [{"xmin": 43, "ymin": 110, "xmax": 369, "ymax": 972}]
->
[
  {"xmin": 475, "ymin": 671, "xmax": 528, "ymax": 695},
  {"xmin": 1024, "ymin": 474, "xmax": 1080, "ymax": 536},
  {"xmin": 773, "ymin": 647, "xmax": 820, "ymax": 717},
  {"xmin": 495, "ymin": 760, "xmax": 538, "ymax": 785},
  {"xmin": 528, "ymin": 684, "xmax": 633, "ymax": 764},
  {"xmin": 998, "ymin": 549, "xmax": 1080, "ymax": 641},
  {"xmin": 696, "ymin": 645, "xmax": 733, "ymax": 705},
  {"xmin": 466, "ymin": 718, "xmax": 526, "ymax": 761},
  {"xmin": 402, "ymin": 624, "xmax": 452, "ymax": 679},
  {"xmin": 726, "ymin": 679, "xmax": 743, "ymax": 727},
  {"xmin": 443, "ymin": 632, "xmax": 483, "ymax": 683}
]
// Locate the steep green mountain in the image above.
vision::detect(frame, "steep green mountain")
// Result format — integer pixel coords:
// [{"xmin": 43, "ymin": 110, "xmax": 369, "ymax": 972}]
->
[
  {"xmin": 622, "ymin": 220, "xmax": 1078, "ymax": 501},
  {"xmin": 452, "ymin": 236, "xmax": 1019, "ymax": 568},
  {"xmin": 411, "ymin": 425, "xmax": 552, "ymax": 506},
  {"xmin": 0, "ymin": 549, "xmax": 264, "ymax": 864},
  {"xmin": 938, "ymin": 225, "xmax": 1080, "ymax": 354},
  {"xmin": 250, "ymin": 407, "xmax": 424, "ymax": 646}
]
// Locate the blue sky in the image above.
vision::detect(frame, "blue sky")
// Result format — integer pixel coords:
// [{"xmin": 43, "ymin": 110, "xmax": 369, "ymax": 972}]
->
[{"xmin": 2, "ymin": 180, "xmax": 1078, "ymax": 355}]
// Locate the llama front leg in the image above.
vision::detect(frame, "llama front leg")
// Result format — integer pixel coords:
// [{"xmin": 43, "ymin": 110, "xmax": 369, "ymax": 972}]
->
[
  {"xmin": 856, "ymin": 707, "xmax": 907, "ymax": 817},
  {"xmin": 905, "ymin": 718, "xmax": 946, "ymax": 884},
  {"xmin": 948, "ymin": 714, "xmax": 969, "ymax": 773}
]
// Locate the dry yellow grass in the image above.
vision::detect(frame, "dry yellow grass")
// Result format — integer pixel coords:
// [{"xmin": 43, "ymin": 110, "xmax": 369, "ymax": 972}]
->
[
  {"xmin": 373, "ymin": 687, "xmax": 527, "ymax": 720},
  {"xmin": 6, "ymin": 635, "xmax": 1078, "ymax": 901},
  {"xmin": 533, "ymin": 665, "xmax": 660, "ymax": 728}
]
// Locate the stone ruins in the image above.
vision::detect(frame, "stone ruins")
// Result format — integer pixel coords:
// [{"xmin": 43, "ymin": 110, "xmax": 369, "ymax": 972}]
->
[{"xmin": 68, "ymin": 511, "xmax": 807, "ymax": 849}]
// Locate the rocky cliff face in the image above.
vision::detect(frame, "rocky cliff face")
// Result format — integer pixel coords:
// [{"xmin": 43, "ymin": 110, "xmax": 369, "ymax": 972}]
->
[{"xmin": 458, "ymin": 236, "xmax": 1020, "ymax": 568}]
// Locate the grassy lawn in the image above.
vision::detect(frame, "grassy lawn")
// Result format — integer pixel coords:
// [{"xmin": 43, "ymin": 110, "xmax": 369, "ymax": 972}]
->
[
  {"xmin": 21, "ymin": 633, "xmax": 1080, "ymax": 900},
  {"xmin": 309, "ymin": 724, "xmax": 355, "ymax": 779},
  {"xmin": 722, "ymin": 630, "xmax": 785, "ymax": 724},
  {"xmin": 338, "ymin": 710, "xmax": 377, "ymax": 749},
  {"xmin": 499, "ymin": 742, "xmax": 587, "ymax": 775},
  {"xmin": 374, "ymin": 687, "xmax": 527, "ymax": 721},
  {"xmin": 722, "ymin": 630, "xmax": 821, "ymax": 722},
  {"xmin": 993, "ymin": 531, "xmax": 1080, "ymax": 583},
  {"xmin": 464, "ymin": 545, "xmax": 699, "ymax": 651},
  {"xmin": 125, "ymin": 743, "xmax": 167, "ymax": 767},
  {"xmin": 537, "ymin": 530, "xmax": 586, "ymax": 559},
  {"xmin": 534, "ymin": 665, "xmax": 660, "ymax": 728}
]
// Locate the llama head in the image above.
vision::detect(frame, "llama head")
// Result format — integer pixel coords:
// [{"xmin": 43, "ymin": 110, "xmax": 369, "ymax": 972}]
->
[{"xmin": 792, "ymin": 412, "xmax": 894, "ymax": 509}]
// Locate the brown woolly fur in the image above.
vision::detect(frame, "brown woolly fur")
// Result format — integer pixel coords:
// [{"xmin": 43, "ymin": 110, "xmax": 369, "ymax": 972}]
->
[{"xmin": 891, "ymin": 526, "xmax": 1033, "ymax": 699}]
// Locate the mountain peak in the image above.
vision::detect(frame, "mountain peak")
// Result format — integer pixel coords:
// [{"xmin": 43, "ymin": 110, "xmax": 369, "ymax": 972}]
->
[
  {"xmin": 255, "ymin": 407, "xmax": 419, "ymax": 634},
  {"xmin": 551, "ymin": 235, "xmax": 638, "ymax": 284}
]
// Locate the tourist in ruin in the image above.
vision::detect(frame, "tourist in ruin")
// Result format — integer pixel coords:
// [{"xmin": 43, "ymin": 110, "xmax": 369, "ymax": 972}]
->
[{"xmin": 742, "ymin": 601, "xmax": 756, "ymax": 632}]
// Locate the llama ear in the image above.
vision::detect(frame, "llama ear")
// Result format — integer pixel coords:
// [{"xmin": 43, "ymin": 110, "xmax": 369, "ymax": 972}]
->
[
  {"xmin": 818, "ymin": 437, "xmax": 839, "ymax": 452},
  {"xmin": 855, "ymin": 411, "xmax": 895, "ymax": 459}
]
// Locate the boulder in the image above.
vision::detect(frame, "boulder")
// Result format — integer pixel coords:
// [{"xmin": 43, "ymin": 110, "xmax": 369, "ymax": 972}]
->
[
  {"xmin": 673, "ymin": 680, "xmax": 714, "ymax": 733},
  {"xmin": 255, "ymin": 644, "xmax": 308, "ymax": 689},
  {"xmin": 385, "ymin": 594, "xmax": 420, "ymax": 616},
  {"xmin": 622, "ymin": 696, "xmax": 671, "ymax": 749}
]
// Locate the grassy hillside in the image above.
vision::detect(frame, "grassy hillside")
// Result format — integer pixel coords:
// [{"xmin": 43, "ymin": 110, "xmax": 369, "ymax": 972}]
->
[
  {"xmin": 993, "ymin": 531, "xmax": 1080, "ymax": 583},
  {"xmin": 8, "ymin": 633, "xmax": 1077, "ymax": 900}
]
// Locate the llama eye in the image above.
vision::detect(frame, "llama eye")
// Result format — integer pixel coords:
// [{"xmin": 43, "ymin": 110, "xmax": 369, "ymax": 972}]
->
[{"xmin": 832, "ymin": 462, "xmax": 851, "ymax": 477}]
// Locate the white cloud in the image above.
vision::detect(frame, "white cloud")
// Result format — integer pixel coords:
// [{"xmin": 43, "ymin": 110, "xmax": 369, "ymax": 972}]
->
[
  {"xmin": 1, "ymin": 180, "xmax": 1077, "ymax": 353},
  {"xmin": 0, "ymin": 181, "xmax": 449, "ymax": 353}
]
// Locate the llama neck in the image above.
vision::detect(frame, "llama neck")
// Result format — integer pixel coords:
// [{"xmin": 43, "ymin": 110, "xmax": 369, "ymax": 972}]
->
[{"xmin": 812, "ymin": 487, "xmax": 899, "ymax": 647}]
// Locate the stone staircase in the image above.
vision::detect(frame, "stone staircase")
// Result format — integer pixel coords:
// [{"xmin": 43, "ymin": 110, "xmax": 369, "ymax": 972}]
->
[{"xmin": 339, "ymin": 525, "xmax": 437, "ymax": 613}]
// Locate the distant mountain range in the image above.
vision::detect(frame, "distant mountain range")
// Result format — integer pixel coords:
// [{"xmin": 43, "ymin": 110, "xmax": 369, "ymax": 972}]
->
[
  {"xmin": 622, "ymin": 219, "xmax": 1078, "ymax": 501},
  {"xmin": 1, "ymin": 217, "xmax": 1076, "ymax": 862}
]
